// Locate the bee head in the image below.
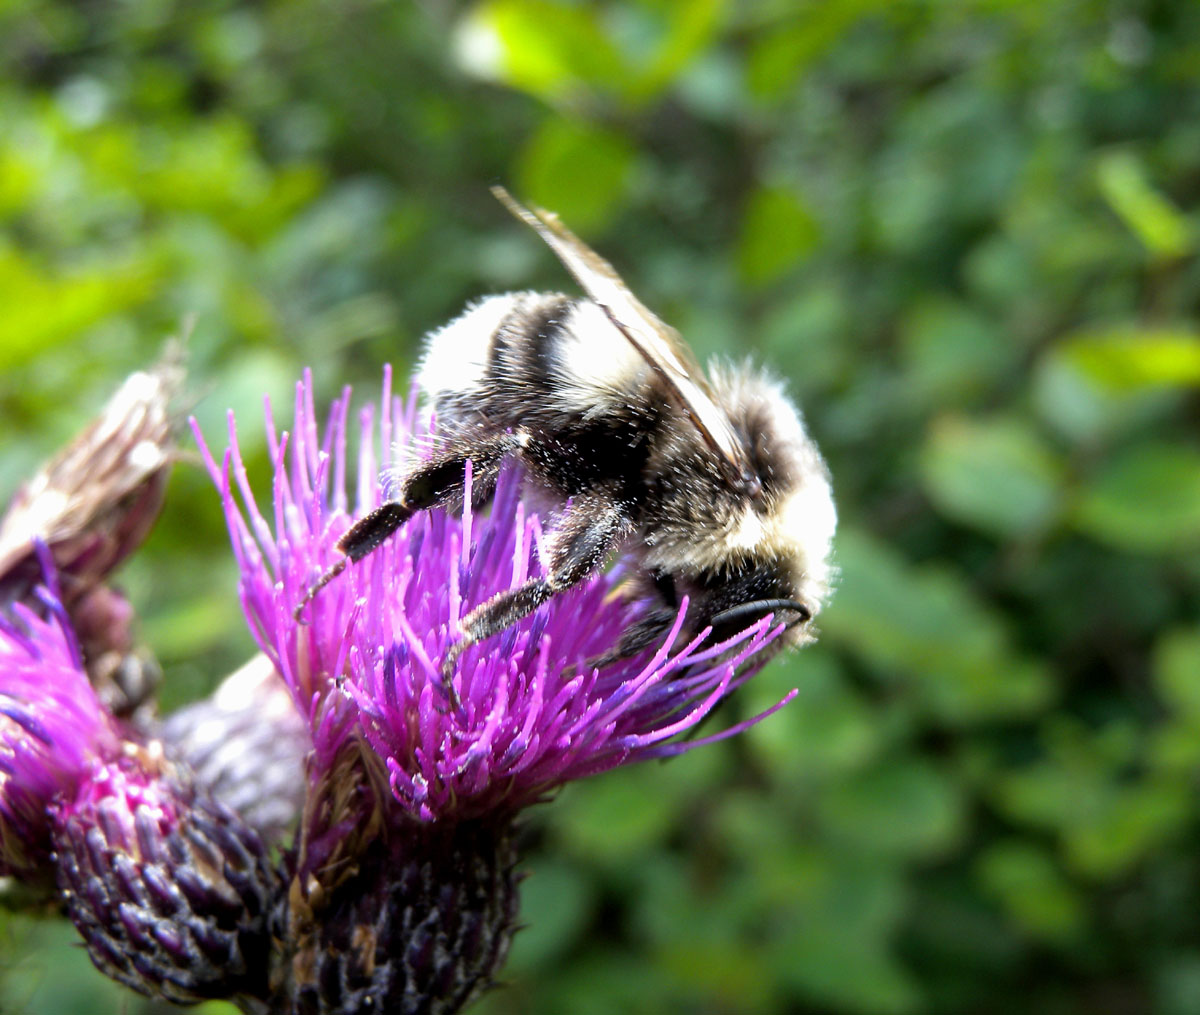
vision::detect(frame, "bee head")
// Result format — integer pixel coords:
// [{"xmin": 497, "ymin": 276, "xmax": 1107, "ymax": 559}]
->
[{"xmin": 706, "ymin": 364, "xmax": 838, "ymax": 614}]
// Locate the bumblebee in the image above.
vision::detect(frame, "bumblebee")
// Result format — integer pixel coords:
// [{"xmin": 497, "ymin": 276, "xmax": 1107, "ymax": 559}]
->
[{"xmin": 302, "ymin": 189, "xmax": 836, "ymax": 676}]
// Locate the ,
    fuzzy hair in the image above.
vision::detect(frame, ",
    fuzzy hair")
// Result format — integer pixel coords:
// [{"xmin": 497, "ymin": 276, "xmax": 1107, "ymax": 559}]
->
[
  {"xmin": 417, "ymin": 292, "xmax": 540, "ymax": 402},
  {"xmin": 640, "ymin": 363, "xmax": 835, "ymax": 578},
  {"xmin": 544, "ymin": 299, "xmax": 652, "ymax": 416},
  {"xmin": 409, "ymin": 290, "xmax": 837, "ymax": 657}
]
